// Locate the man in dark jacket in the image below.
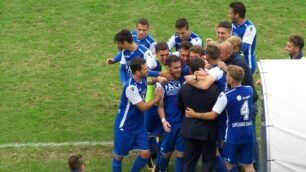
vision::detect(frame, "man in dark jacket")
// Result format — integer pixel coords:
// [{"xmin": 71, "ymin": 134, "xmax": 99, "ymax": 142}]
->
[{"xmin": 178, "ymin": 58, "xmax": 220, "ymax": 172}]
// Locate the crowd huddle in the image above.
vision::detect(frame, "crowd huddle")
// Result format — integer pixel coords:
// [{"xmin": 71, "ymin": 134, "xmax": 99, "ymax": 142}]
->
[{"xmin": 69, "ymin": 1, "xmax": 305, "ymax": 172}]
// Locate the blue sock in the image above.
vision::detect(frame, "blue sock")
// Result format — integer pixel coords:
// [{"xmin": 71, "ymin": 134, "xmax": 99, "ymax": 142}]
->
[
  {"xmin": 130, "ymin": 156, "xmax": 148, "ymax": 172},
  {"xmin": 175, "ymin": 157, "xmax": 184, "ymax": 172},
  {"xmin": 159, "ymin": 157, "xmax": 170, "ymax": 172},
  {"xmin": 215, "ymin": 155, "xmax": 226, "ymax": 172},
  {"xmin": 112, "ymin": 158, "xmax": 122, "ymax": 172},
  {"xmin": 227, "ymin": 166, "xmax": 238, "ymax": 172},
  {"xmin": 156, "ymin": 141, "xmax": 162, "ymax": 168}
]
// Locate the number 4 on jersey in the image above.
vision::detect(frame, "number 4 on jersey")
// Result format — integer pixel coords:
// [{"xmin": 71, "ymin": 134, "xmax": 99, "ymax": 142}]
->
[{"xmin": 240, "ymin": 100, "xmax": 249, "ymax": 120}]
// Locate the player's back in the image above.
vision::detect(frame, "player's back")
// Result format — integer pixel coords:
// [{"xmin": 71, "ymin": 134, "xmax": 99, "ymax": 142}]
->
[
  {"xmin": 115, "ymin": 77, "xmax": 147, "ymax": 131},
  {"xmin": 224, "ymin": 85, "xmax": 255, "ymax": 144}
]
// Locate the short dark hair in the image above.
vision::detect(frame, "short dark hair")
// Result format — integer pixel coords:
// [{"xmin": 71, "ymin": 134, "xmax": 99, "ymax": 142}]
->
[
  {"xmin": 189, "ymin": 45, "xmax": 205, "ymax": 55},
  {"xmin": 229, "ymin": 1, "xmax": 246, "ymax": 18},
  {"xmin": 137, "ymin": 18, "xmax": 149, "ymax": 28},
  {"xmin": 189, "ymin": 58, "xmax": 205, "ymax": 74},
  {"xmin": 114, "ymin": 29, "xmax": 133, "ymax": 44},
  {"xmin": 68, "ymin": 154, "xmax": 83, "ymax": 171},
  {"xmin": 176, "ymin": 18, "xmax": 189, "ymax": 29},
  {"xmin": 289, "ymin": 35, "xmax": 304, "ymax": 50},
  {"xmin": 217, "ymin": 21, "xmax": 232, "ymax": 30},
  {"xmin": 205, "ymin": 43, "xmax": 220, "ymax": 60},
  {"xmin": 155, "ymin": 42, "xmax": 169, "ymax": 53},
  {"xmin": 180, "ymin": 41, "xmax": 193, "ymax": 51},
  {"xmin": 130, "ymin": 58, "xmax": 146, "ymax": 74},
  {"xmin": 166, "ymin": 55, "xmax": 180, "ymax": 67}
]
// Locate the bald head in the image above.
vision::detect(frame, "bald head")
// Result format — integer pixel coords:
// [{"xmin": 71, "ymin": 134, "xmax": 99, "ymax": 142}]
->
[{"xmin": 220, "ymin": 41, "xmax": 234, "ymax": 61}]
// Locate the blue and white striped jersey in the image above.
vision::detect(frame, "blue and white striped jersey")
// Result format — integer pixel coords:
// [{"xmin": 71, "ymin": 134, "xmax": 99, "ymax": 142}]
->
[
  {"xmin": 115, "ymin": 77, "xmax": 147, "ymax": 131},
  {"xmin": 119, "ymin": 45, "xmax": 157, "ymax": 83},
  {"xmin": 167, "ymin": 32, "xmax": 202, "ymax": 51},
  {"xmin": 132, "ymin": 31, "xmax": 157, "ymax": 53},
  {"xmin": 209, "ymin": 65, "xmax": 227, "ymax": 92},
  {"xmin": 213, "ymin": 86, "xmax": 255, "ymax": 144},
  {"xmin": 157, "ymin": 76, "xmax": 185, "ymax": 123},
  {"xmin": 232, "ymin": 20, "xmax": 257, "ymax": 74}
]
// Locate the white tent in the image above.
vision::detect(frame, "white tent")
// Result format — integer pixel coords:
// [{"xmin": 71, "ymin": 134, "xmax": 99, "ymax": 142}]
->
[{"xmin": 258, "ymin": 59, "xmax": 306, "ymax": 172}]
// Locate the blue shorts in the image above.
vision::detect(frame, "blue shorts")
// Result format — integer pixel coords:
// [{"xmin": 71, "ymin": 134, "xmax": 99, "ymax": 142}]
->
[
  {"xmin": 144, "ymin": 106, "xmax": 163, "ymax": 137},
  {"xmin": 160, "ymin": 122, "xmax": 184, "ymax": 153},
  {"xmin": 223, "ymin": 142, "xmax": 255, "ymax": 165},
  {"xmin": 113, "ymin": 128, "xmax": 150, "ymax": 157}
]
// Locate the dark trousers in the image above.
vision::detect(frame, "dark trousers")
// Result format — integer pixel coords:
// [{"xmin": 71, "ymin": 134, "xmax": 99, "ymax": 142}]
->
[{"xmin": 183, "ymin": 137, "xmax": 216, "ymax": 172}]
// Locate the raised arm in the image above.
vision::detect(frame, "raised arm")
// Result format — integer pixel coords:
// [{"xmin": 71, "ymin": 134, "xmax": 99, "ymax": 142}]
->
[{"xmin": 185, "ymin": 67, "xmax": 224, "ymax": 90}]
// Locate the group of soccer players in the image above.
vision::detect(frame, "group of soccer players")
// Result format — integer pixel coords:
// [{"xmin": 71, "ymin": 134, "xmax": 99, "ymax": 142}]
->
[{"xmin": 106, "ymin": 1, "xmax": 304, "ymax": 172}]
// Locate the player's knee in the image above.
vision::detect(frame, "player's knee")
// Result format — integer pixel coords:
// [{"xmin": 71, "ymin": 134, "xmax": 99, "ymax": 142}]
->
[
  {"xmin": 139, "ymin": 150, "xmax": 151, "ymax": 159},
  {"xmin": 113, "ymin": 154, "xmax": 124, "ymax": 161},
  {"xmin": 162, "ymin": 152, "xmax": 171, "ymax": 159},
  {"xmin": 244, "ymin": 164, "xmax": 255, "ymax": 172},
  {"xmin": 225, "ymin": 162, "xmax": 233, "ymax": 170},
  {"xmin": 175, "ymin": 151, "xmax": 184, "ymax": 158}
]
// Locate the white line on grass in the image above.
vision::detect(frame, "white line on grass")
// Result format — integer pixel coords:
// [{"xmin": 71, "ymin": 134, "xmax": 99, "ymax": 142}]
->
[{"xmin": 0, "ymin": 141, "xmax": 113, "ymax": 149}]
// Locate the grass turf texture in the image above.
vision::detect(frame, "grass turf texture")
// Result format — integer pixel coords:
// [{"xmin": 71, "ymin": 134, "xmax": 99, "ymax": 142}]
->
[{"xmin": 0, "ymin": 0, "xmax": 305, "ymax": 171}]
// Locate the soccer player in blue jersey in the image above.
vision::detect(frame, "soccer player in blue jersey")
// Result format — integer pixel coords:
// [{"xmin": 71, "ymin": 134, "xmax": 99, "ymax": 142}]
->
[
  {"xmin": 144, "ymin": 42, "xmax": 169, "ymax": 171},
  {"xmin": 112, "ymin": 58, "xmax": 164, "ymax": 172},
  {"xmin": 171, "ymin": 41, "xmax": 193, "ymax": 77},
  {"xmin": 168, "ymin": 18, "xmax": 202, "ymax": 51},
  {"xmin": 106, "ymin": 29, "xmax": 157, "ymax": 84},
  {"xmin": 216, "ymin": 21, "xmax": 232, "ymax": 43},
  {"xmin": 229, "ymin": 1, "xmax": 257, "ymax": 74},
  {"xmin": 132, "ymin": 18, "xmax": 157, "ymax": 53},
  {"xmin": 219, "ymin": 41, "xmax": 259, "ymax": 171},
  {"xmin": 107, "ymin": 19, "xmax": 156, "ymax": 65},
  {"xmin": 185, "ymin": 65, "xmax": 255, "ymax": 172},
  {"xmin": 286, "ymin": 35, "xmax": 305, "ymax": 59},
  {"xmin": 156, "ymin": 55, "xmax": 185, "ymax": 172}
]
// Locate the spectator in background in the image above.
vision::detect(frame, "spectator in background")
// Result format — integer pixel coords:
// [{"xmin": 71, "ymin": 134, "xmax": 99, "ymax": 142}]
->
[
  {"xmin": 286, "ymin": 34, "xmax": 305, "ymax": 59},
  {"xmin": 68, "ymin": 154, "xmax": 84, "ymax": 172}
]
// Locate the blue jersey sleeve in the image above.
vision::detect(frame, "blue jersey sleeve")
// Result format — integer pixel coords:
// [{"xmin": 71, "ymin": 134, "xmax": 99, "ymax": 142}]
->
[
  {"xmin": 148, "ymin": 70, "xmax": 160, "ymax": 77},
  {"xmin": 113, "ymin": 51, "xmax": 122, "ymax": 63}
]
